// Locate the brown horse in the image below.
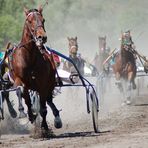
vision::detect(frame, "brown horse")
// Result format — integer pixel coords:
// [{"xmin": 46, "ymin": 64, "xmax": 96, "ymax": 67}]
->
[
  {"xmin": 6, "ymin": 7, "xmax": 62, "ymax": 131},
  {"xmin": 63, "ymin": 37, "xmax": 85, "ymax": 75},
  {"xmin": 68, "ymin": 36, "xmax": 78, "ymax": 58},
  {"xmin": 112, "ymin": 31, "xmax": 137, "ymax": 104}
]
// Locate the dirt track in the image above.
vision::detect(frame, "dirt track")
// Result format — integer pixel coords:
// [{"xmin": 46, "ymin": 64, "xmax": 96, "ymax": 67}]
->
[{"xmin": 0, "ymin": 77, "xmax": 148, "ymax": 148}]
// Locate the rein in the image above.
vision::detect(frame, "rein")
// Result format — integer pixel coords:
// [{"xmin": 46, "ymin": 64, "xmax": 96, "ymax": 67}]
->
[
  {"xmin": 17, "ymin": 10, "xmax": 46, "ymax": 53},
  {"xmin": 25, "ymin": 11, "xmax": 43, "ymax": 43}
]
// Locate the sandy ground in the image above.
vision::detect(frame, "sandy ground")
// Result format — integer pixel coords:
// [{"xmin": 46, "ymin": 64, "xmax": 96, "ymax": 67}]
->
[{"xmin": 0, "ymin": 76, "xmax": 148, "ymax": 148}]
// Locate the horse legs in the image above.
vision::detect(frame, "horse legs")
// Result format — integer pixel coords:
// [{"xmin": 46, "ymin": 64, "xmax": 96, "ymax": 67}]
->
[
  {"xmin": 125, "ymin": 80, "xmax": 132, "ymax": 105},
  {"xmin": 47, "ymin": 98, "xmax": 62, "ymax": 129},
  {"xmin": 40, "ymin": 100, "xmax": 48, "ymax": 130},
  {"xmin": 23, "ymin": 88, "xmax": 37, "ymax": 123},
  {"xmin": 132, "ymin": 79, "xmax": 136, "ymax": 89},
  {"xmin": 128, "ymin": 70, "xmax": 136, "ymax": 89},
  {"xmin": 115, "ymin": 72, "xmax": 123, "ymax": 92},
  {"xmin": 125, "ymin": 71, "xmax": 134, "ymax": 105},
  {"xmin": 13, "ymin": 77, "xmax": 26, "ymax": 118},
  {"xmin": 4, "ymin": 91, "xmax": 17, "ymax": 118},
  {"xmin": 115, "ymin": 72, "xmax": 120, "ymax": 81},
  {"xmin": 16, "ymin": 86, "xmax": 27, "ymax": 118}
]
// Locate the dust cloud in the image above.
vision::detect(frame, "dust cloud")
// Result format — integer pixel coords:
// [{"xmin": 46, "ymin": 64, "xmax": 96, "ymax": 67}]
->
[
  {"xmin": 35, "ymin": 0, "xmax": 148, "ymax": 60},
  {"xmin": 38, "ymin": 0, "xmax": 148, "ymax": 119},
  {"xmin": 1, "ymin": 0, "xmax": 148, "ymax": 135}
]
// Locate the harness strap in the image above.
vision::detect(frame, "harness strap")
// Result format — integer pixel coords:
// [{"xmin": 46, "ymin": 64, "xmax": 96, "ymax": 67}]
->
[{"xmin": 42, "ymin": 47, "xmax": 63, "ymax": 86}]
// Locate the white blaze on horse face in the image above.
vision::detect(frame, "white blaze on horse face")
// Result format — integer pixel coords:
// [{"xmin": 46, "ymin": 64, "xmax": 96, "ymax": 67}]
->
[
  {"xmin": 35, "ymin": 37, "xmax": 44, "ymax": 47},
  {"xmin": 70, "ymin": 46, "xmax": 78, "ymax": 51},
  {"xmin": 69, "ymin": 46, "xmax": 78, "ymax": 58},
  {"xmin": 35, "ymin": 14, "xmax": 47, "ymax": 45}
]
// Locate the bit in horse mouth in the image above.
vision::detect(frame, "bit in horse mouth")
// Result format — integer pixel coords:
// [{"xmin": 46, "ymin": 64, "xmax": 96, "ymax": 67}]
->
[
  {"xmin": 36, "ymin": 38, "xmax": 42, "ymax": 45},
  {"xmin": 36, "ymin": 36, "xmax": 47, "ymax": 47}
]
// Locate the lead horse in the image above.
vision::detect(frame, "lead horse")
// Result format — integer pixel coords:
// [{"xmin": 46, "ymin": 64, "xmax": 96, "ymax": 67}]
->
[
  {"xmin": 6, "ymin": 6, "xmax": 62, "ymax": 132},
  {"xmin": 112, "ymin": 31, "xmax": 137, "ymax": 104}
]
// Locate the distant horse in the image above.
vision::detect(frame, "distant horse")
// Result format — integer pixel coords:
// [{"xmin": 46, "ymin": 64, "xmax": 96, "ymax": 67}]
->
[
  {"xmin": 92, "ymin": 36, "xmax": 110, "ymax": 100},
  {"xmin": 93, "ymin": 36, "xmax": 110, "ymax": 74},
  {"xmin": 112, "ymin": 31, "xmax": 137, "ymax": 104},
  {"xmin": 63, "ymin": 37, "xmax": 85, "ymax": 75},
  {"xmin": 5, "ymin": 6, "xmax": 62, "ymax": 132}
]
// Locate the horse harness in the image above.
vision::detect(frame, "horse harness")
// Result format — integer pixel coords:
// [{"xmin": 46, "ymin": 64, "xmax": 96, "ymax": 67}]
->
[
  {"xmin": 2, "ymin": 44, "xmax": 62, "ymax": 87},
  {"xmin": 121, "ymin": 46, "xmax": 137, "ymax": 75}
]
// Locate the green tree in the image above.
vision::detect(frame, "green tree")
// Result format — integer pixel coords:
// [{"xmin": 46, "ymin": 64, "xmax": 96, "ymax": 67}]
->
[{"xmin": 0, "ymin": 0, "xmax": 36, "ymax": 50}]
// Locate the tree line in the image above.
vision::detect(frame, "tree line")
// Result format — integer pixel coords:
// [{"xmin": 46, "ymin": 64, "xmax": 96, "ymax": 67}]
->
[{"xmin": 0, "ymin": 0, "xmax": 36, "ymax": 50}]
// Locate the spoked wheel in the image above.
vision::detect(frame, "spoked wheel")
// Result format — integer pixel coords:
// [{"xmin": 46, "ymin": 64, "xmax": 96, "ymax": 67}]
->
[{"xmin": 90, "ymin": 91, "xmax": 99, "ymax": 133}]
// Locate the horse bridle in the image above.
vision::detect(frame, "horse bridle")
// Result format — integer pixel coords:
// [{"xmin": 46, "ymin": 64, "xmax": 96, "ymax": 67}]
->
[
  {"xmin": 25, "ymin": 11, "xmax": 46, "ymax": 47},
  {"xmin": 70, "ymin": 45, "xmax": 78, "ymax": 50},
  {"xmin": 69, "ymin": 45, "xmax": 78, "ymax": 57}
]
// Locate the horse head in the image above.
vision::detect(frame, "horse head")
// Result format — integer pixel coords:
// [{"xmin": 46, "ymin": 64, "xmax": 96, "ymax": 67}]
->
[
  {"xmin": 24, "ymin": 6, "xmax": 47, "ymax": 48},
  {"xmin": 9, "ymin": 6, "xmax": 62, "ymax": 132},
  {"xmin": 67, "ymin": 36, "xmax": 78, "ymax": 58},
  {"xmin": 98, "ymin": 36, "xmax": 106, "ymax": 53}
]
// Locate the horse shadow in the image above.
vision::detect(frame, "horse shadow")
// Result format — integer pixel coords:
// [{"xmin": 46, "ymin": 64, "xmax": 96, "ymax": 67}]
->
[
  {"xmin": 50, "ymin": 130, "xmax": 111, "ymax": 139},
  {"xmin": 134, "ymin": 103, "xmax": 148, "ymax": 106}
]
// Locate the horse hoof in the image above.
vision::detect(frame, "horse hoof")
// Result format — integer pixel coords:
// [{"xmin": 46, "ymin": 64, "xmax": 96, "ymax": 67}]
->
[
  {"xmin": 121, "ymin": 100, "xmax": 131, "ymax": 106},
  {"xmin": 41, "ymin": 128, "xmax": 55, "ymax": 138},
  {"xmin": 9, "ymin": 108, "xmax": 17, "ymax": 118},
  {"xmin": 126, "ymin": 100, "xmax": 131, "ymax": 105},
  {"xmin": 19, "ymin": 111, "xmax": 27, "ymax": 118},
  {"xmin": 30, "ymin": 114, "xmax": 37, "ymax": 124},
  {"xmin": 54, "ymin": 116, "xmax": 62, "ymax": 129},
  {"xmin": 41, "ymin": 122, "xmax": 49, "ymax": 131},
  {"xmin": 121, "ymin": 102, "xmax": 126, "ymax": 106}
]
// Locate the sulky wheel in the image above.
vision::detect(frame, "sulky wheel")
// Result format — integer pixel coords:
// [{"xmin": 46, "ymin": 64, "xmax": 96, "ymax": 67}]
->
[
  {"xmin": 90, "ymin": 91, "xmax": 99, "ymax": 133},
  {"xmin": 0, "ymin": 91, "xmax": 4, "ymax": 120}
]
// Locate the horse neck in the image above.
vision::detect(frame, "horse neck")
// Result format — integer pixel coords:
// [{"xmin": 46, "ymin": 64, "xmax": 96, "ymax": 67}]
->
[
  {"xmin": 99, "ymin": 40, "xmax": 106, "ymax": 51},
  {"xmin": 121, "ymin": 47, "xmax": 135, "ymax": 65},
  {"xmin": 121, "ymin": 45, "xmax": 130, "ymax": 55},
  {"xmin": 20, "ymin": 23, "xmax": 35, "ymax": 49}
]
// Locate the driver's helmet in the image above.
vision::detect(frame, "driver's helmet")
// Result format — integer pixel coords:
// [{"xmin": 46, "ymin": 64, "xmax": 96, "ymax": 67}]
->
[{"xmin": 122, "ymin": 30, "xmax": 132, "ymax": 46}]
